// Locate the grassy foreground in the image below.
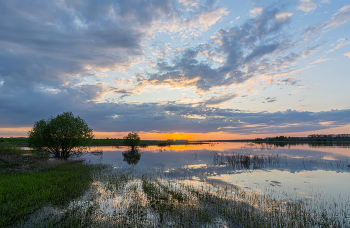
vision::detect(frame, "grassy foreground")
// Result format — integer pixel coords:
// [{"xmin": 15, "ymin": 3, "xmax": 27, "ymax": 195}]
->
[
  {"xmin": 0, "ymin": 163, "xmax": 94, "ymax": 226},
  {"xmin": 0, "ymin": 142, "xmax": 98, "ymax": 227}
]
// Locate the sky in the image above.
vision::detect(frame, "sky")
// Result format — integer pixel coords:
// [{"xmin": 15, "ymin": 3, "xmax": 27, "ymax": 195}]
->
[{"xmin": 0, "ymin": 0, "xmax": 350, "ymax": 140}]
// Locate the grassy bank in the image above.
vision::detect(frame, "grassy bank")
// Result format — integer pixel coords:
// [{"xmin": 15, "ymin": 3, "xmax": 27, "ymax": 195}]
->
[
  {"xmin": 0, "ymin": 143, "xmax": 98, "ymax": 227},
  {"xmin": 0, "ymin": 163, "xmax": 94, "ymax": 227},
  {"xmin": 0, "ymin": 138, "xmax": 28, "ymax": 147}
]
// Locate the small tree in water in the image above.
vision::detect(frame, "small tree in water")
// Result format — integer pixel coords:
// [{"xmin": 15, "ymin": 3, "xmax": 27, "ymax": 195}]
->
[
  {"xmin": 123, "ymin": 132, "xmax": 140, "ymax": 151},
  {"xmin": 28, "ymin": 112, "xmax": 94, "ymax": 159}
]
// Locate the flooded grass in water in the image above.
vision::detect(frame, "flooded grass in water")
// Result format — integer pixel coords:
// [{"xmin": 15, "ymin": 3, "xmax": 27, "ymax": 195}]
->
[
  {"xmin": 212, "ymin": 151, "xmax": 281, "ymax": 170},
  {"xmin": 22, "ymin": 166, "xmax": 349, "ymax": 227},
  {"xmin": 2, "ymin": 143, "xmax": 350, "ymax": 227}
]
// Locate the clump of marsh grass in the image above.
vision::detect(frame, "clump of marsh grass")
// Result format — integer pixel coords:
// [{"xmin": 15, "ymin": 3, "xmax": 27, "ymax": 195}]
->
[
  {"xmin": 0, "ymin": 141, "xmax": 64, "ymax": 173},
  {"xmin": 212, "ymin": 151, "xmax": 280, "ymax": 170}
]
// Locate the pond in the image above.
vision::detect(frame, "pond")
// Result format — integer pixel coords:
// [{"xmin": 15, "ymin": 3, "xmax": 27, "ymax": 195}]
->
[{"xmin": 74, "ymin": 142, "xmax": 350, "ymax": 227}]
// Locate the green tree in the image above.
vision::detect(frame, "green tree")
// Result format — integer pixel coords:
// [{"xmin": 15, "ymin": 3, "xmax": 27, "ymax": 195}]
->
[
  {"xmin": 28, "ymin": 112, "xmax": 94, "ymax": 159},
  {"xmin": 123, "ymin": 132, "xmax": 140, "ymax": 151}
]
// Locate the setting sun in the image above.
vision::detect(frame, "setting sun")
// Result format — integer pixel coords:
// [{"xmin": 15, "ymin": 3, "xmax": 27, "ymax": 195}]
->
[{"xmin": 164, "ymin": 132, "xmax": 191, "ymax": 141}]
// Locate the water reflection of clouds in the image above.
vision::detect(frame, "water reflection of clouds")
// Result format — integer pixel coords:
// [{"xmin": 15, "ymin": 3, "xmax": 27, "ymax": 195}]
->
[
  {"xmin": 83, "ymin": 145, "xmax": 350, "ymax": 178},
  {"xmin": 321, "ymin": 156, "xmax": 338, "ymax": 161},
  {"xmin": 219, "ymin": 169, "xmax": 350, "ymax": 201},
  {"xmin": 84, "ymin": 143, "xmax": 350, "ymax": 187},
  {"xmin": 184, "ymin": 164, "xmax": 207, "ymax": 169},
  {"xmin": 88, "ymin": 142, "xmax": 350, "ymax": 160},
  {"xmin": 78, "ymin": 142, "xmax": 350, "ymax": 216}
]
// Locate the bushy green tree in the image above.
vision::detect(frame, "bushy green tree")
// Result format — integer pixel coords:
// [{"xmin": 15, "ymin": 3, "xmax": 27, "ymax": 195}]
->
[
  {"xmin": 123, "ymin": 132, "xmax": 140, "ymax": 151},
  {"xmin": 28, "ymin": 112, "xmax": 94, "ymax": 159}
]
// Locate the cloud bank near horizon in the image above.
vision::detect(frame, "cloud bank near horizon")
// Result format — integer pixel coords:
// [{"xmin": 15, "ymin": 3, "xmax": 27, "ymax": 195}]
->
[{"xmin": 1, "ymin": 88, "xmax": 349, "ymax": 135}]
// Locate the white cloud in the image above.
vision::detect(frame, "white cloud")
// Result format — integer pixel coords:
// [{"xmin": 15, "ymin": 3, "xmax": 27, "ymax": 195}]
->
[
  {"xmin": 198, "ymin": 8, "xmax": 229, "ymax": 27},
  {"xmin": 302, "ymin": 45, "xmax": 321, "ymax": 58},
  {"xmin": 323, "ymin": 5, "xmax": 350, "ymax": 30},
  {"xmin": 152, "ymin": 7, "xmax": 229, "ymax": 39},
  {"xmin": 178, "ymin": 0, "xmax": 198, "ymax": 7},
  {"xmin": 297, "ymin": 0, "xmax": 317, "ymax": 12},
  {"xmin": 344, "ymin": 52, "xmax": 350, "ymax": 59},
  {"xmin": 334, "ymin": 38, "xmax": 350, "ymax": 49},
  {"xmin": 304, "ymin": 5, "xmax": 350, "ymax": 37},
  {"xmin": 309, "ymin": 58, "xmax": 331, "ymax": 64},
  {"xmin": 275, "ymin": 12, "xmax": 293, "ymax": 21},
  {"xmin": 249, "ymin": 7, "xmax": 264, "ymax": 18},
  {"xmin": 326, "ymin": 38, "xmax": 350, "ymax": 53}
]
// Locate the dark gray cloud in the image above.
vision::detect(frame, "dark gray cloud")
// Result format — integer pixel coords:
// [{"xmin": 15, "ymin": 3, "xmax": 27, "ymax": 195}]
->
[
  {"xmin": 0, "ymin": 0, "xmax": 176, "ymax": 89},
  {"xmin": 268, "ymin": 77, "xmax": 300, "ymax": 86},
  {"xmin": 0, "ymin": 0, "xmax": 231, "ymax": 96},
  {"xmin": 279, "ymin": 77, "xmax": 299, "ymax": 85},
  {"xmin": 203, "ymin": 93, "xmax": 237, "ymax": 105},
  {"xmin": 263, "ymin": 97, "xmax": 277, "ymax": 103},
  {"xmin": 138, "ymin": 5, "xmax": 297, "ymax": 91},
  {"xmin": 113, "ymin": 88, "xmax": 134, "ymax": 98}
]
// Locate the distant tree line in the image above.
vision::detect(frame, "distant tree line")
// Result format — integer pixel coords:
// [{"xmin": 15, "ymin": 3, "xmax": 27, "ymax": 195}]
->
[
  {"xmin": 253, "ymin": 136, "xmax": 308, "ymax": 142},
  {"xmin": 308, "ymin": 134, "xmax": 350, "ymax": 141},
  {"xmin": 254, "ymin": 134, "xmax": 350, "ymax": 142}
]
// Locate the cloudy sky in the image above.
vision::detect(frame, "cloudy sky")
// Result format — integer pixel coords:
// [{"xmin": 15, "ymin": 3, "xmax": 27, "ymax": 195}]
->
[{"xmin": 1, "ymin": 0, "xmax": 350, "ymax": 140}]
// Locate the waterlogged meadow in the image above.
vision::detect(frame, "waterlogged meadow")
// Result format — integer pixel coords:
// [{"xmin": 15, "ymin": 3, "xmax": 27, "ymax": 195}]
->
[{"xmin": 2, "ymin": 142, "xmax": 350, "ymax": 227}]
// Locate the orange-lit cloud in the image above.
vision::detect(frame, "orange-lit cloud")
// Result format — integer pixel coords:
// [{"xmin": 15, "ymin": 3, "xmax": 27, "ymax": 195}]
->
[{"xmin": 0, "ymin": 127, "xmax": 32, "ymax": 137}]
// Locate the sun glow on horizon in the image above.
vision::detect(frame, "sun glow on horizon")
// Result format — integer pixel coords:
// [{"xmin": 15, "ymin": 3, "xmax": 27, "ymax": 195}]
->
[
  {"xmin": 164, "ymin": 132, "xmax": 191, "ymax": 141},
  {"xmin": 2, "ymin": 124, "xmax": 350, "ymax": 140}
]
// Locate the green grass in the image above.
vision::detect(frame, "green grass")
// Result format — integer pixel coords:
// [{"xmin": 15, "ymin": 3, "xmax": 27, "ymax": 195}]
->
[
  {"xmin": 0, "ymin": 142, "xmax": 52, "ymax": 172},
  {"xmin": 0, "ymin": 163, "xmax": 94, "ymax": 227},
  {"xmin": 0, "ymin": 138, "xmax": 28, "ymax": 146},
  {"xmin": 0, "ymin": 140, "xmax": 30, "ymax": 154}
]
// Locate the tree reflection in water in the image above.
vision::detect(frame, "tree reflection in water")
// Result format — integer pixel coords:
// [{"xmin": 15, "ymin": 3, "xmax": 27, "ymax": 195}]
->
[{"xmin": 122, "ymin": 149, "xmax": 141, "ymax": 165}]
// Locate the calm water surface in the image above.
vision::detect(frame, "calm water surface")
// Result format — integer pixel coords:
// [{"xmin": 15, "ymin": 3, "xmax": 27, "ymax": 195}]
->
[
  {"xmin": 83, "ymin": 142, "xmax": 350, "ymax": 203},
  {"xmin": 18, "ymin": 143, "xmax": 350, "ymax": 226}
]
